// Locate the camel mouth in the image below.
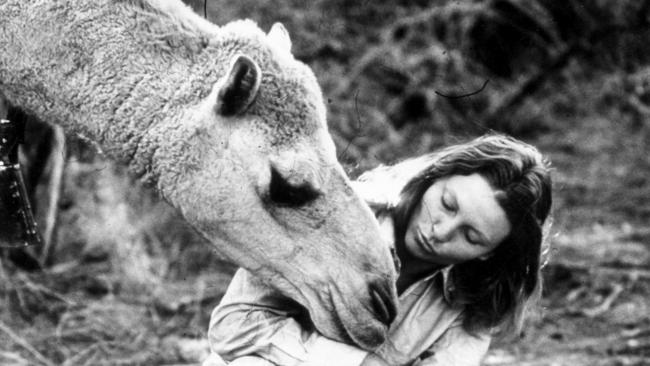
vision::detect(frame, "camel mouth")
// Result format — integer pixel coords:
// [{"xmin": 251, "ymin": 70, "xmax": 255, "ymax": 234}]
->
[
  {"xmin": 337, "ymin": 301, "xmax": 388, "ymax": 350},
  {"xmin": 370, "ymin": 283, "xmax": 397, "ymax": 326},
  {"xmin": 324, "ymin": 283, "xmax": 391, "ymax": 351}
]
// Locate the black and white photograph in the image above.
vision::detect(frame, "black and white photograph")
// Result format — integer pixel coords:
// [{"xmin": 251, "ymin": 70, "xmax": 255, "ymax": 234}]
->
[{"xmin": 1, "ymin": 1, "xmax": 649, "ymax": 365}]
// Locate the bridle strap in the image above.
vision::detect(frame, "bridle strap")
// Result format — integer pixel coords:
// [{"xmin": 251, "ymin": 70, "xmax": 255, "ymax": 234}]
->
[{"xmin": 0, "ymin": 118, "xmax": 42, "ymax": 248}]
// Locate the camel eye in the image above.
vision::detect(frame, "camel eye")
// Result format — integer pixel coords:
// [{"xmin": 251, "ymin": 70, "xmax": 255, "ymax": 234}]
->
[{"xmin": 269, "ymin": 167, "xmax": 320, "ymax": 207}]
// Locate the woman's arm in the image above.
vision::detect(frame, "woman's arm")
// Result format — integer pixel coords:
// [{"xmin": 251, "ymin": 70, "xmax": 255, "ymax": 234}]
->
[
  {"xmin": 413, "ymin": 324, "xmax": 491, "ymax": 366},
  {"xmin": 208, "ymin": 268, "xmax": 370, "ymax": 366}
]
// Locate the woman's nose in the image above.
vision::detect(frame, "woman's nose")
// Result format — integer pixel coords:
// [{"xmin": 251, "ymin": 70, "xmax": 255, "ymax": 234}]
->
[{"xmin": 432, "ymin": 217, "xmax": 457, "ymax": 243}]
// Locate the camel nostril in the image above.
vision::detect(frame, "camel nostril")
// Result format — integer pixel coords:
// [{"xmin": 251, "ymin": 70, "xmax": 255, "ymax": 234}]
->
[{"xmin": 369, "ymin": 283, "xmax": 397, "ymax": 326}]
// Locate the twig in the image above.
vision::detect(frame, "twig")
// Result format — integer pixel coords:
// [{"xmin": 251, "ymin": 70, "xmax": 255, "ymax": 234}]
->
[
  {"xmin": 387, "ymin": 2, "xmax": 483, "ymax": 38},
  {"xmin": 622, "ymin": 327, "xmax": 650, "ymax": 338},
  {"xmin": 0, "ymin": 351, "xmax": 31, "ymax": 366},
  {"xmin": 549, "ymin": 260, "xmax": 650, "ymax": 280},
  {"xmin": 337, "ymin": 90, "xmax": 366, "ymax": 161},
  {"xmin": 189, "ymin": 278, "xmax": 206, "ymax": 330},
  {"xmin": 17, "ymin": 273, "xmax": 75, "ymax": 306},
  {"xmin": 485, "ymin": 42, "xmax": 582, "ymax": 125},
  {"xmin": 331, "ymin": 46, "xmax": 388, "ymax": 98},
  {"xmin": 581, "ymin": 283, "xmax": 624, "ymax": 318},
  {"xmin": 485, "ymin": 18, "xmax": 650, "ymax": 125},
  {"xmin": 623, "ymin": 94, "xmax": 650, "ymax": 120},
  {"xmin": 61, "ymin": 344, "xmax": 100, "ymax": 366},
  {"xmin": 564, "ymin": 286, "xmax": 587, "ymax": 303},
  {"xmin": 0, "ymin": 321, "xmax": 56, "ymax": 366},
  {"xmin": 331, "ymin": 3, "xmax": 483, "ymax": 98}
]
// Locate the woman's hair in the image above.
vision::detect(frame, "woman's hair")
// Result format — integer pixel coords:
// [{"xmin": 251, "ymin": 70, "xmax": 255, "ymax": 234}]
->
[{"xmin": 388, "ymin": 134, "xmax": 552, "ymax": 337}]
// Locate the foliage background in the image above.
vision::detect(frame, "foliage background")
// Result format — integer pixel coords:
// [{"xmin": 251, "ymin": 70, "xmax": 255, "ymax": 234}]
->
[{"xmin": 1, "ymin": 0, "xmax": 649, "ymax": 365}]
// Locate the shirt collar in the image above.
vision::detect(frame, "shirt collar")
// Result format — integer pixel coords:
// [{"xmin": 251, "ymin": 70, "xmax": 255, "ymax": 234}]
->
[{"xmin": 416, "ymin": 265, "xmax": 455, "ymax": 302}]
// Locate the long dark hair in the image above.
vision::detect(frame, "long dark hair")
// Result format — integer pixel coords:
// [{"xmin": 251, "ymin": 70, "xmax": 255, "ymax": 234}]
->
[{"xmin": 385, "ymin": 134, "xmax": 552, "ymax": 337}]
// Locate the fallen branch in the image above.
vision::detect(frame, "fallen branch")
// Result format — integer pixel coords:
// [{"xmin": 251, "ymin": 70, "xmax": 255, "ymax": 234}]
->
[
  {"xmin": 0, "ymin": 321, "xmax": 56, "ymax": 366},
  {"xmin": 484, "ymin": 42, "xmax": 582, "ymax": 126},
  {"xmin": 331, "ymin": 46, "xmax": 389, "ymax": 98},
  {"xmin": 548, "ymin": 260, "xmax": 650, "ymax": 280},
  {"xmin": 580, "ymin": 283, "xmax": 624, "ymax": 318},
  {"xmin": 15, "ymin": 272, "xmax": 75, "ymax": 306},
  {"xmin": 331, "ymin": 2, "xmax": 483, "ymax": 98},
  {"xmin": 485, "ymin": 18, "xmax": 650, "ymax": 126}
]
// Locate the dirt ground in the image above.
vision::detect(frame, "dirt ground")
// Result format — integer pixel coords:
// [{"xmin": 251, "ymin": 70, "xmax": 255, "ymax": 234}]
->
[{"xmin": 1, "ymin": 1, "xmax": 649, "ymax": 365}]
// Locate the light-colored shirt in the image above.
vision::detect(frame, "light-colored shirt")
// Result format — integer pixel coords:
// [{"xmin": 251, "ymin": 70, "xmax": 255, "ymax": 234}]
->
[{"xmin": 207, "ymin": 217, "xmax": 491, "ymax": 366}]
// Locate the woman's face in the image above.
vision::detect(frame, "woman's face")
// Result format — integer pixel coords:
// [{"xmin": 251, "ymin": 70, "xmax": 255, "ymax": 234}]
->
[{"xmin": 404, "ymin": 173, "xmax": 511, "ymax": 266}]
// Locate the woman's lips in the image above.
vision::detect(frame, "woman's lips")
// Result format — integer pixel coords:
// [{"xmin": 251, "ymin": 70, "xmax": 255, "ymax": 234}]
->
[{"xmin": 416, "ymin": 229, "xmax": 434, "ymax": 253}]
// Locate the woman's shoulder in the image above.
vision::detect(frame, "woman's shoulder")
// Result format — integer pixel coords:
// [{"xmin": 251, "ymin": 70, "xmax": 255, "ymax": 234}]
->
[{"xmin": 376, "ymin": 214, "xmax": 394, "ymax": 245}]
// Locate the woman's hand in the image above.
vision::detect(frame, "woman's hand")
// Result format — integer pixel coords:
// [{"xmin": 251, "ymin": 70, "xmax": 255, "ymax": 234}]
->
[{"xmin": 360, "ymin": 353, "xmax": 390, "ymax": 366}]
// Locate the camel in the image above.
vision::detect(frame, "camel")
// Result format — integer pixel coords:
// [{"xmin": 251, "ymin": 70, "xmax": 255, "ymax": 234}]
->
[{"xmin": 0, "ymin": 0, "xmax": 398, "ymax": 350}]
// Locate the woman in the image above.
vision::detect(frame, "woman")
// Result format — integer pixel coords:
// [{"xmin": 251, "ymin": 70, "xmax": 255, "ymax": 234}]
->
[{"xmin": 204, "ymin": 134, "xmax": 553, "ymax": 366}]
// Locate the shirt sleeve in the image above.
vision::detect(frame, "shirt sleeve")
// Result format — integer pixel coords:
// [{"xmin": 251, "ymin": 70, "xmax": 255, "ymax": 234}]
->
[
  {"xmin": 413, "ymin": 323, "xmax": 491, "ymax": 366},
  {"xmin": 208, "ymin": 269, "xmax": 369, "ymax": 366}
]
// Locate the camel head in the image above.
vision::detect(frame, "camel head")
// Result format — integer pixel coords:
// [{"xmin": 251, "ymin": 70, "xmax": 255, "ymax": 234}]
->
[
  {"xmin": 156, "ymin": 22, "xmax": 398, "ymax": 350},
  {"xmin": 0, "ymin": 0, "xmax": 396, "ymax": 349}
]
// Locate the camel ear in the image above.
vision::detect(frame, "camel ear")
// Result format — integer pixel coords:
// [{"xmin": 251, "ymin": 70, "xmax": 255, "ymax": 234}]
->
[
  {"xmin": 267, "ymin": 23, "xmax": 292, "ymax": 52},
  {"xmin": 215, "ymin": 55, "xmax": 261, "ymax": 116}
]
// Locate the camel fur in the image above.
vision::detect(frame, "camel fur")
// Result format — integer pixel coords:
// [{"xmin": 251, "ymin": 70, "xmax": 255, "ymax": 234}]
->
[{"xmin": 0, "ymin": 0, "xmax": 398, "ymax": 350}]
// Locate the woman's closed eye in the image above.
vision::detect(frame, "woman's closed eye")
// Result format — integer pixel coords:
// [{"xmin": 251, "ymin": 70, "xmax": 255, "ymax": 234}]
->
[
  {"xmin": 441, "ymin": 189, "xmax": 456, "ymax": 212},
  {"xmin": 441, "ymin": 187, "xmax": 483, "ymax": 245},
  {"xmin": 465, "ymin": 229, "xmax": 483, "ymax": 246}
]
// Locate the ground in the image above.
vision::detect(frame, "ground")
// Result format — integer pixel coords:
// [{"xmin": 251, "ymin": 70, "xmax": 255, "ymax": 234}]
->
[{"xmin": 1, "ymin": 1, "xmax": 649, "ymax": 365}]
